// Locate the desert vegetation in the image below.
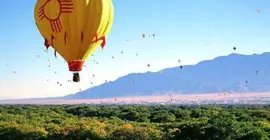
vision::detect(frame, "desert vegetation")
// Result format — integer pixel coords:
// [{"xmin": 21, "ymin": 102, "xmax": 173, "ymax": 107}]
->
[{"xmin": 0, "ymin": 105, "xmax": 270, "ymax": 139}]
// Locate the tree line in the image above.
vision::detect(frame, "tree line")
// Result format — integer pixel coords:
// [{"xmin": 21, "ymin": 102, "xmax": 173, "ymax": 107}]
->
[{"xmin": 0, "ymin": 104, "xmax": 270, "ymax": 140}]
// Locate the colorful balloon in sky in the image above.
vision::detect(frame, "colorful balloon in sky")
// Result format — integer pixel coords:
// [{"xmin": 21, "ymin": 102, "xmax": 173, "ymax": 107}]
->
[{"xmin": 34, "ymin": 0, "xmax": 114, "ymax": 82}]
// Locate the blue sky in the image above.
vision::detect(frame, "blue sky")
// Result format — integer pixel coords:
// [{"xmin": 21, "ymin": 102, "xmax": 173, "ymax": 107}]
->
[{"xmin": 0, "ymin": 0, "xmax": 270, "ymax": 99}]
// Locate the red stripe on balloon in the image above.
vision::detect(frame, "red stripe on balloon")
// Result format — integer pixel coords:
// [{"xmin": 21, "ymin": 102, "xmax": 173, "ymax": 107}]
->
[{"xmin": 68, "ymin": 61, "xmax": 84, "ymax": 71}]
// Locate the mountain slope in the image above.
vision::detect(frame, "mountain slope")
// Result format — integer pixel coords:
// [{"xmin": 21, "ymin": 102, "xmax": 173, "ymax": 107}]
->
[{"xmin": 66, "ymin": 52, "xmax": 270, "ymax": 99}]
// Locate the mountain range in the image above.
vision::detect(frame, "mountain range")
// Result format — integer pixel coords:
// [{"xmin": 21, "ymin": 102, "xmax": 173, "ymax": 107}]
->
[{"xmin": 62, "ymin": 52, "xmax": 270, "ymax": 99}]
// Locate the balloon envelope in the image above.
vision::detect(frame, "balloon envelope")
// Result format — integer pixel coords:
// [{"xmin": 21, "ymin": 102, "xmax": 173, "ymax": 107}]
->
[{"xmin": 34, "ymin": 0, "xmax": 114, "ymax": 72}]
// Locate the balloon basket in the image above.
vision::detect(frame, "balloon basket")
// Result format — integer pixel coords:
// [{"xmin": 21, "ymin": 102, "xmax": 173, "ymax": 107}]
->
[{"xmin": 73, "ymin": 73, "xmax": 80, "ymax": 82}]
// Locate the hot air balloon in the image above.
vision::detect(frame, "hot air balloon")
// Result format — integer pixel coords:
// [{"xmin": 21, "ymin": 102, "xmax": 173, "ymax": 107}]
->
[
  {"xmin": 142, "ymin": 34, "xmax": 145, "ymax": 38},
  {"xmin": 34, "ymin": 0, "xmax": 114, "ymax": 82}
]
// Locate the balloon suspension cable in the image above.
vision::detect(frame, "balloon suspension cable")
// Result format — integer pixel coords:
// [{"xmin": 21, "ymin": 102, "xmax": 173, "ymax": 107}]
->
[{"xmin": 73, "ymin": 73, "xmax": 80, "ymax": 82}]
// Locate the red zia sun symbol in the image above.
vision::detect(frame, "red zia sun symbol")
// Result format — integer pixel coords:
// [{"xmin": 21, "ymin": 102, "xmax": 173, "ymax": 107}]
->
[{"xmin": 38, "ymin": 0, "xmax": 73, "ymax": 32}]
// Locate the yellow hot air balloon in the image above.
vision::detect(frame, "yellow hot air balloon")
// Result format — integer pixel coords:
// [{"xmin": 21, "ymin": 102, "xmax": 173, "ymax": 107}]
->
[{"xmin": 34, "ymin": 0, "xmax": 114, "ymax": 82}]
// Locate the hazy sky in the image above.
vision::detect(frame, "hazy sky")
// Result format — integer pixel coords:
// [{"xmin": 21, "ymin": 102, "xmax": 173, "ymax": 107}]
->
[{"xmin": 0, "ymin": 0, "xmax": 270, "ymax": 99}]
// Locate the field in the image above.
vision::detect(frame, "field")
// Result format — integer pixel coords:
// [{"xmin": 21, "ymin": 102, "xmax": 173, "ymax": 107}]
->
[
  {"xmin": 1, "ymin": 93, "xmax": 270, "ymax": 105},
  {"xmin": 0, "ymin": 104, "xmax": 270, "ymax": 139}
]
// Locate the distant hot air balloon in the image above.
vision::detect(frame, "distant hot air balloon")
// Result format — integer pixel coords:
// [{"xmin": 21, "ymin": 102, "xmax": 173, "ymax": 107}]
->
[
  {"xmin": 34, "ymin": 0, "xmax": 114, "ymax": 82},
  {"xmin": 142, "ymin": 34, "xmax": 145, "ymax": 38}
]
